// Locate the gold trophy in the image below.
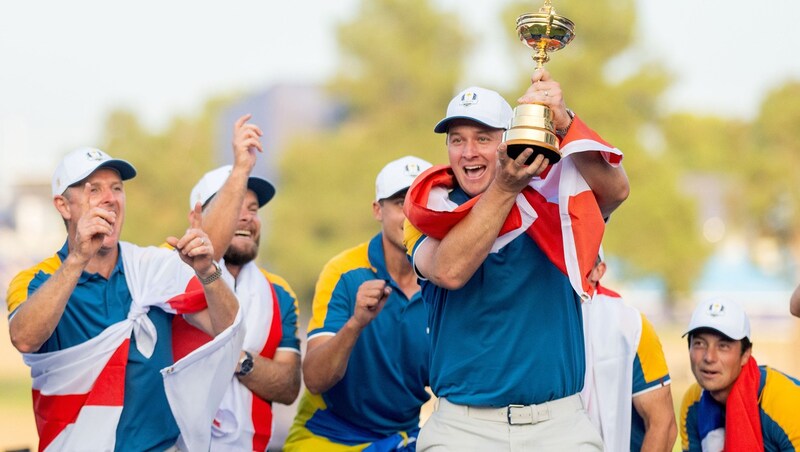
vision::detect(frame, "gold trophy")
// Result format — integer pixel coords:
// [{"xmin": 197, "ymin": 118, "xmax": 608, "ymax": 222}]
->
[{"xmin": 503, "ymin": 0, "xmax": 575, "ymax": 164}]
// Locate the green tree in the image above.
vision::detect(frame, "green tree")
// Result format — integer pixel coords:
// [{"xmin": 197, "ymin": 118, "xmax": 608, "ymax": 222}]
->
[
  {"xmin": 99, "ymin": 98, "xmax": 233, "ymax": 246},
  {"xmin": 740, "ymin": 82, "xmax": 800, "ymax": 272},
  {"xmin": 501, "ymin": 0, "xmax": 711, "ymax": 305},
  {"xmin": 269, "ymin": 0, "xmax": 468, "ymax": 306}
]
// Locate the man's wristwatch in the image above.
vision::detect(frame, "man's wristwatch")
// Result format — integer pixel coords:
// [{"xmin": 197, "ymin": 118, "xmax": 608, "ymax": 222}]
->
[
  {"xmin": 236, "ymin": 351, "xmax": 254, "ymax": 377},
  {"xmin": 556, "ymin": 108, "xmax": 575, "ymax": 137},
  {"xmin": 199, "ymin": 261, "xmax": 222, "ymax": 285}
]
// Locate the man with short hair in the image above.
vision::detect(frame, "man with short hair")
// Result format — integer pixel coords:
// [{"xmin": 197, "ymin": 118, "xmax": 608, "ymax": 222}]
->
[
  {"xmin": 284, "ymin": 156, "xmax": 433, "ymax": 452},
  {"xmin": 6, "ymin": 114, "xmax": 261, "ymax": 450},
  {"xmin": 680, "ymin": 298, "xmax": 800, "ymax": 451},
  {"xmin": 582, "ymin": 256, "xmax": 676, "ymax": 451},
  {"xmin": 171, "ymin": 164, "xmax": 302, "ymax": 451},
  {"xmin": 404, "ymin": 70, "xmax": 629, "ymax": 450}
]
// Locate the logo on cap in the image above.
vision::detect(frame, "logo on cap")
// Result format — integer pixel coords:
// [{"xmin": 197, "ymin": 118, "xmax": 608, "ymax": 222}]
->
[
  {"xmin": 85, "ymin": 150, "xmax": 104, "ymax": 161},
  {"xmin": 404, "ymin": 163, "xmax": 423, "ymax": 177},
  {"xmin": 460, "ymin": 91, "xmax": 478, "ymax": 106},
  {"xmin": 708, "ymin": 302, "xmax": 725, "ymax": 317}
]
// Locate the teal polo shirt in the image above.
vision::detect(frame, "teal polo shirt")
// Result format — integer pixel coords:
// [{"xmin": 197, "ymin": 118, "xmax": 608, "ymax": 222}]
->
[
  {"xmin": 306, "ymin": 233, "xmax": 431, "ymax": 439},
  {"xmin": 415, "ymin": 187, "xmax": 585, "ymax": 407},
  {"xmin": 26, "ymin": 241, "xmax": 179, "ymax": 451}
]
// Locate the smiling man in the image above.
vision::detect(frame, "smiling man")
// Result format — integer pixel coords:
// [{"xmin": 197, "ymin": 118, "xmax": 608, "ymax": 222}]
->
[
  {"xmin": 171, "ymin": 163, "xmax": 302, "ymax": 451},
  {"xmin": 285, "ymin": 156, "xmax": 433, "ymax": 452},
  {"xmin": 680, "ymin": 298, "xmax": 800, "ymax": 451},
  {"xmin": 403, "ymin": 71, "xmax": 630, "ymax": 450},
  {"xmin": 5, "ymin": 119, "xmax": 259, "ymax": 450}
]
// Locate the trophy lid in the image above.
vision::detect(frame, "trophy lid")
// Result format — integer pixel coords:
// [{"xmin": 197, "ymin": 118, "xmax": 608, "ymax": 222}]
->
[{"xmin": 516, "ymin": 13, "xmax": 575, "ymax": 52}]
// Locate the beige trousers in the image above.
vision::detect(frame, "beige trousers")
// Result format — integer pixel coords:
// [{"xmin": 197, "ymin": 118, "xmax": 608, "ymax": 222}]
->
[{"xmin": 417, "ymin": 395, "xmax": 603, "ymax": 451}]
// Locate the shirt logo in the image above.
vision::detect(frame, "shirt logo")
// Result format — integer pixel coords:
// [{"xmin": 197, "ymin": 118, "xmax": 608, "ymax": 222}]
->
[{"xmin": 460, "ymin": 91, "xmax": 478, "ymax": 106}]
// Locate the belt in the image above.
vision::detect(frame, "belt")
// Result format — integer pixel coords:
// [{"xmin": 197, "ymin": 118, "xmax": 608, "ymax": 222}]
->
[{"xmin": 436, "ymin": 394, "xmax": 583, "ymax": 426}]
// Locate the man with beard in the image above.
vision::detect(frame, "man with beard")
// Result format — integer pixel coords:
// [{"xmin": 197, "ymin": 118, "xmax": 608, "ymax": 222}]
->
[
  {"xmin": 6, "ymin": 113, "xmax": 260, "ymax": 450},
  {"xmin": 284, "ymin": 156, "xmax": 432, "ymax": 452},
  {"xmin": 171, "ymin": 164, "xmax": 302, "ymax": 451}
]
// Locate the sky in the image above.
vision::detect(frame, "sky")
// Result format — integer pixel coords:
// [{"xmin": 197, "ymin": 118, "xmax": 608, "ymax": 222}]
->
[{"xmin": 2, "ymin": 0, "xmax": 800, "ymax": 206}]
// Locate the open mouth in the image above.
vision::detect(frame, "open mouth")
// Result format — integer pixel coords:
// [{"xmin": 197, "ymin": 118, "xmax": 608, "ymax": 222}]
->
[
  {"xmin": 234, "ymin": 230, "xmax": 252, "ymax": 237},
  {"xmin": 464, "ymin": 165, "xmax": 486, "ymax": 179},
  {"xmin": 699, "ymin": 369, "xmax": 719, "ymax": 379}
]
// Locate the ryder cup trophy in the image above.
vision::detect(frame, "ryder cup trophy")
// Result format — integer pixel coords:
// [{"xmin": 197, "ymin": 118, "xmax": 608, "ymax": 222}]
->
[{"xmin": 503, "ymin": 0, "xmax": 575, "ymax": 164}]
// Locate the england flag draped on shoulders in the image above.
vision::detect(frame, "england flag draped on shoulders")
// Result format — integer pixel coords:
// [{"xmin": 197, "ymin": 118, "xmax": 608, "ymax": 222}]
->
[
  {"xmin": 405, "ymin": 115, "xmax": 623, "ymax": 299},
  {"xmin": 581, "ymin": 285, "xmax": 641, "ymax": 451},
  {"xmin": 24, "ymin": 242, "xmax": 244, "ymax": 452},
  {"xmin": 188, "ymin": 260, "xmax": 281, "ymax": 452}
]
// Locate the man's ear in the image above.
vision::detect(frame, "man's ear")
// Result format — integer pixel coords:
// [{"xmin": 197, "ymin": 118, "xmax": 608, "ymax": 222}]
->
[
  {"xmin": 372, "ymin": 201, "xmax": 382, "ymax": 221},
  {"xmin": 740, "ymin": 344, "xmax": 752, "ymax": 366},
  {"xmin": 53, "ymin": 195, "xmax": 71, "ymax": 221}
]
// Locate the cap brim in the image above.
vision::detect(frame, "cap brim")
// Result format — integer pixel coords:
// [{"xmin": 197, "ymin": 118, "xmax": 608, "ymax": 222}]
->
[
  {"xmin": 98, "ymin": 160, "xmax": 137, "ymax": 181},
  {"xmin": 433, "ymin": 116, "xmax": 505, "ymax": 134},
  {"xmin": 682, "ymin": 326, "xmax": 746, "ymax": 341},
  {"xmin": 248, "ymin": 177, "xmax": 275, "ymax": 207}
]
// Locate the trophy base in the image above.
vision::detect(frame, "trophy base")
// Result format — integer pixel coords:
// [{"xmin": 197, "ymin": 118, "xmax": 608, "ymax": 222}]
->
[
  {"xmin": 503, "ymin": 124, "xmax": 561, "ymax": 164},
  {"xmin": 506, "ymin": 142, "xmax": 561, "ymax": 165}
]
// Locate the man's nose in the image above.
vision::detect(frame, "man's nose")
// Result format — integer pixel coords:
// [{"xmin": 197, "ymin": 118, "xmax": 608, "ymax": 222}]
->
[
  {"xmin": 463, "ymin": 139, "xmax": 478, "ymax": 158},
  {"xmin": 704, "ymin": 347, "xmax": 718, "ymax": 363},
  {"xmin": 98, "ymin": 187, "xmax": 115, "ymax": 203}
]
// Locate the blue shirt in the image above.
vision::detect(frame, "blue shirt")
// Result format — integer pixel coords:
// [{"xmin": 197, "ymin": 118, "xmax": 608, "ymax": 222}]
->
[
  {"xmin": 304, "ymin": 233, "xmax": 430, "ymax": 438},
  {"xmin": 408, "ymin": 187, "xmax": 585, "ymax": 407},
  {"xmin": 22, "ymin": 241, "xmax": 178, "ymax": 451}
]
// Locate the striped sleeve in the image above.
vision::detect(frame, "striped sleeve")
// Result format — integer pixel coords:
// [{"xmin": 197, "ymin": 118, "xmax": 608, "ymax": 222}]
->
[
  {"xmin": 760, "ymin": 367, "xmax": 800, "ymax": 449},
  {"xmin": 264, "ymin": 271, "xmax": 301, "ymax": 353},
  {"xmin": 632, "ymin": 313, "xmax": 670, "ymax": 396},
  {"xmin": 307, "ymin": 242, "xmax": 370, "ymax": 337},
  {"xmin": 6, "ymin": 254, "xmax": 62, "ymax": 315},
  {"xmin": 680, "ymin": 384, "xmax": 703, "ymax": 452},
  {"xmin": 403, "ymin": 218, "xmax": 427, "ymax": 277}
]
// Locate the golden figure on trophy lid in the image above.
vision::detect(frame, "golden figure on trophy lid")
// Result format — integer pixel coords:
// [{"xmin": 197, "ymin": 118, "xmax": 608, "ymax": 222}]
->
[{"xmin": 504, "ymin": 0, "xmax": 575, "ymax": 164}]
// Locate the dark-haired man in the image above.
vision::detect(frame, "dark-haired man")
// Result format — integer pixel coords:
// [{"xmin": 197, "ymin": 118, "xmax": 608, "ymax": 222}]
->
[{"xmin": 680, "ymin": 298, "xmax": 800, "ymax": 451}]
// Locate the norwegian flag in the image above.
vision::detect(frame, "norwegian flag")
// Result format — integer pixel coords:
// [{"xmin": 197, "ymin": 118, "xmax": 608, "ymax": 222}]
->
[
  {"xmin": 404, "ymin": 115, "xmax": 622, "ymax": 297},
  {"xmin": 23, "ymin": 243, "xmax": 243, "ymax": 452}
]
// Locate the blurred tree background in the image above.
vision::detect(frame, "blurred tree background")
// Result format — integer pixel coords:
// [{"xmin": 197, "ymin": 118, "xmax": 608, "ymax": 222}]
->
[{"xmin": 99, "ymin": 0, "xmax": 799, "ymax": 313}]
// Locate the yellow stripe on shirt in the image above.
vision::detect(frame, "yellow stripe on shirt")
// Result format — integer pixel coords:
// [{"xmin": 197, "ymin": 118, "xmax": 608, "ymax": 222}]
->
[
  {"xmin": 6, "ymin": 253, "xmax": 62, "ymax": 313},
  {"xmin": 637, "ymin": 313, "xmax": 670, "ymax": 384},
  {"xmin": 307, "ymin": 242, "xmax": 371, "ymax": 333}
]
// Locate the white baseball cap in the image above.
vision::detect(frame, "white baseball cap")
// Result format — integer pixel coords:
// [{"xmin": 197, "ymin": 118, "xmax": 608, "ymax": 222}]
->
[
  {"xmin": 683, "ymin": 298, "xmax": 751, "ymax": 340},
  {"xmin": 190, "ymin": 165, "xmax": 275, "ymax": 209},
  {"xmin": 52, "ymin": 147, "xmax": 137, "ymax": 197},
  {"xmin": 375, "ymin": 156, "xmax": 432, "ymax": 201},
  {"xmin": 434, "ymin": 86, "xmax": 513, "ymax": 133}
]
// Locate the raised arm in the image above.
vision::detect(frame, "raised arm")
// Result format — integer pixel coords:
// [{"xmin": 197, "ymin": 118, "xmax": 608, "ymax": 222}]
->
[
  {"xmin": 303, "ymin": 279, "xmax": 390, "ymax": 394},
  {"xmin": 414, "ymin": 146, "xmax": 548, "ymax": 290},
  {"xmin": 518, "ymin": 69, "xmax": 630, "ymax": 218},
  {"xmin": 203, "ymin": 114, "xmax": 262, "ymax": 261},
  {"xmin": 168, "ymin": 203, "xmax": 238, "ymax": 335},
  {"xmin": 9, "ymin": 183, "xmax": 117, "ymax": 353}
]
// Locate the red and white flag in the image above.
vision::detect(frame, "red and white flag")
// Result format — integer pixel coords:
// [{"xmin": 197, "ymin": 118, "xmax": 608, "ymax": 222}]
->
[
  {"xmin": 23, "ymin": 243, "xmax": 243, "ymax": 451},
  {"xmin": 405, "ymin": 115, "xmax": 622, "ymax": 297}
]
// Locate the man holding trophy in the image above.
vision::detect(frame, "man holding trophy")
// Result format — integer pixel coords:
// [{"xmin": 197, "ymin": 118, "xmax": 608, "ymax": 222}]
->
[{"xmin": 403, "ymin": 2, "xmax": 630, "ymax": 449}]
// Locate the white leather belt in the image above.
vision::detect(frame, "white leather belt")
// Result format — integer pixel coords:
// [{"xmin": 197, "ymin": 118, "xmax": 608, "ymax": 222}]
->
[{"xmin": 437, "ymin": 394, "xmax": 583, "ymax": 425}]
